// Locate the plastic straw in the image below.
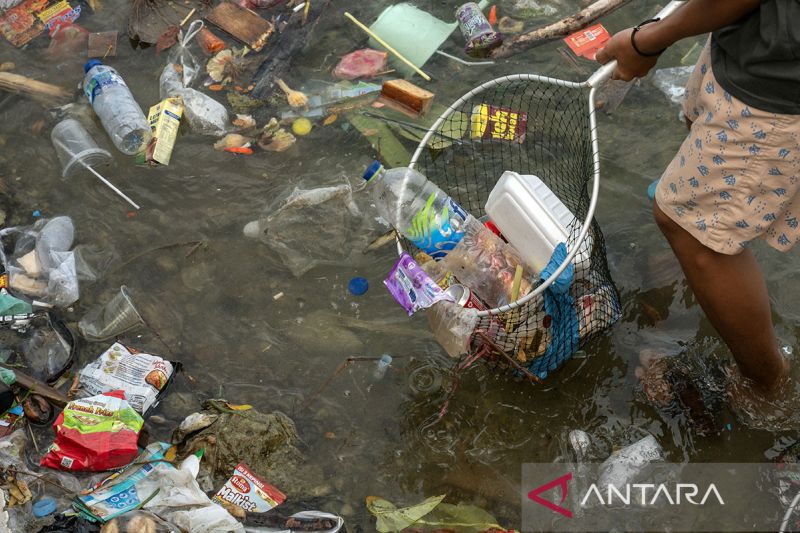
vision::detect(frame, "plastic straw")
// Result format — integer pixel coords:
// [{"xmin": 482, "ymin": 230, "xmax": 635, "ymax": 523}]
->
[
  {"xmin": 80, "ymin": 161, "xmax": 141, "ymax": 210},
  {"xmin": 435, "ymin": 50, "xmax": 494, "ymax": 66},
  {"xmin": 344, "ymin": 12, "xmax": 432, "ymax": 81}
]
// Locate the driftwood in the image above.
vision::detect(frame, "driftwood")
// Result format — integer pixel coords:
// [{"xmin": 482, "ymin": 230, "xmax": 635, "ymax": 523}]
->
[
  {"xmin": 250, "ymin": 0, "xmax": 333, "ymax": 99},
  {"xmin": 2, "ymin": 366, "xmax": 69, "ymax": 407},
  {"xmin": 490, "ymin": 0, "xmax": 632, "ymax": 59},
  {"xmin": 0, "ymin": 72, "xmax": 71, "ymax": 106}
]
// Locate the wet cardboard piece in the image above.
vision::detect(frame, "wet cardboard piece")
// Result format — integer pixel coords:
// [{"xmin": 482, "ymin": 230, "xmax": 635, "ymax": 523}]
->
[
  {"xmin": 205, "ymin": 1, "xmax": 273, "ymax": 52},
  {"xmin": 87, "ymin": 30, "xmax": 117, "ymax": 57}
]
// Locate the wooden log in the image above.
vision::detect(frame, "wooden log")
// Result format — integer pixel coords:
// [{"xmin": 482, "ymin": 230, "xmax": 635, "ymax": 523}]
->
[
  {"xmin": 0, "ymin": 72, "xmax": 71, "ymax": 105},
  {"xmin": 250, "ymin": 0, "xmax": 333, "ymax": 99},
  {"xmin": 490, "ymin": 0, "xmax": 632, "ymax": 59}
]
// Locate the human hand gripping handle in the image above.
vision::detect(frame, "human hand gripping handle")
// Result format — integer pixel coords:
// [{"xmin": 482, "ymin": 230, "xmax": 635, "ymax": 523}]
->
[{"xmin": 588, "ymin": 1, "xmax": 686, "ymax": 88}]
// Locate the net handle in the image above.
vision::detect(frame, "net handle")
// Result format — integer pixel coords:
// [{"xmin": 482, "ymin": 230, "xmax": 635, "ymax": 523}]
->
[
  {"xmin": 407, "ymin": 74, "xmax": 592, "ymax": 316},
  {"xmin": 587, "ymin": 0, "xmax": 687, "ymax": 88}
]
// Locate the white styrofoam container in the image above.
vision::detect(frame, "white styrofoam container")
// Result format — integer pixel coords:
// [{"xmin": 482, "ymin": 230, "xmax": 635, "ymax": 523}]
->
[{"xmin": 485, "ymin": 171, "xmax": 593, "ymax": 275}]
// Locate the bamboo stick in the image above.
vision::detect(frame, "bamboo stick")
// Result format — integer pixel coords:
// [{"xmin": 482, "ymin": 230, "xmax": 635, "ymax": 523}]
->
[
  {"xmin": 0, "ymin": 72, "xmax": 71, "ymax": 105},
  {"xmin": 343, "ymin": 12, "xmax": 432, "ymax": 81}
]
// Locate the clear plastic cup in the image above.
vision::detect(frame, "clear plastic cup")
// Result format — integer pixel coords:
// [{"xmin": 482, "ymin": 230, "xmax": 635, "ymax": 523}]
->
[
  {"xmin": 78, "ymin": 285, "xmax": 145, "ymax": 341},
  {"xmin": 50, "ymin": 119, "xmax": 112, "ymax": 179}
]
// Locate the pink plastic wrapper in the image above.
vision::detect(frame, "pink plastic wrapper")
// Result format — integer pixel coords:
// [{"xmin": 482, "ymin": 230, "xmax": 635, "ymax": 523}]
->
[
  {"xmin": 333, "ymin": 49, "xmax": 389, "ymax": 80},
  {"xmin": 385, "ymin": 252, "xmax": 453, "ymax": 316}
]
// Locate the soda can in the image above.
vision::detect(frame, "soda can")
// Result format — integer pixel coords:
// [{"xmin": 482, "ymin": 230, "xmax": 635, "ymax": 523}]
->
[{"xmin": 445, "ymin": 283, "xmax": 488, "ymax": 311}]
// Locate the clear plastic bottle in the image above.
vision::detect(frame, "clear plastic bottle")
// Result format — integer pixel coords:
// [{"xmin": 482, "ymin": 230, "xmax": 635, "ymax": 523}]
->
[
  {"xmin": 83, "ymin": 60, "xmax": 151, "ymax": 155},
  {"xmin": 363, "ymin": 161, "xmax": 471, "ymax": 259}
]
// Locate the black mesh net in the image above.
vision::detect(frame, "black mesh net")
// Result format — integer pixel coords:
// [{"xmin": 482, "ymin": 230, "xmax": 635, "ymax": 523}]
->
[{"xmin": 408, "ymin": 76, "xmax": 621, "ymax": 381}]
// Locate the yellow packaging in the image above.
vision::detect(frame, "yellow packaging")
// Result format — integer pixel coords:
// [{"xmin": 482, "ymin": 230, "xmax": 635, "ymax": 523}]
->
[{"xmin": 146, "ymin": 98, "xmax": 183, "ymax": 166}]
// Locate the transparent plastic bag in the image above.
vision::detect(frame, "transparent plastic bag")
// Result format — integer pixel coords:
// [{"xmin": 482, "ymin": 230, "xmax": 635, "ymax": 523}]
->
[
  {"xmin": 168, "ymin": 20, "xmax": 204, "ymax": 87},
  {"xmin": 160, "ymin": 64, "xmax": 228, "ymax": 136},
  {"xmin": 424, "ymin": 218, "xmax": 532, "ymax": 308},
  {"xmin": 243, "ymin": 183, "xmax": 361, "ymax": 277}
]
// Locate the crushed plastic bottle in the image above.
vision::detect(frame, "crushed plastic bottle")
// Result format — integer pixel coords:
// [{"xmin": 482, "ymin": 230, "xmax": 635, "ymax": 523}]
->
[{"xmin": 83, "ymin": 60, "xmax": 151, "ymax": 155}]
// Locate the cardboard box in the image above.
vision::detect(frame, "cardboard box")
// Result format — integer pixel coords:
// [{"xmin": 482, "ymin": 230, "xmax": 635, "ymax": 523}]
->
[
  {"xmin": 379, "ymin": 79, "xmax": 434, "ymax": 117},
  {"xmin": 146, "ymin": 98, "xmax": 182, "ymax": 166}
]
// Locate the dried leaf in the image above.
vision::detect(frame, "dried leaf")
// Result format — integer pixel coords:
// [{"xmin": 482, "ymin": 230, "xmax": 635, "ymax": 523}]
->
[
  {"xmin": 208, "ymin": 84, "xmax": 225, "ymax": 91},
  {"xmin": 323, "ymin": 114, "xmax": 338, "ymax": 126},
  {"xmin": 156, "ymin": 25, "xmax": 180, "ymax": 54},
  {"xmin": 224, "ymin": 402, "xmax": 253, "ymax": 411},
  {"xmin": 164, "ymin": 445, "xmax": 178, "ymax": 462},
  {"xmin": 207, "ymin": 49, "xmax": 233, "ymax": 82}
]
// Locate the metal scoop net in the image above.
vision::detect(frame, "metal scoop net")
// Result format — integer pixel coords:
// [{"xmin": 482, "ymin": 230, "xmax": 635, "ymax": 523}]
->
[{"xmin": 403, "ymin": 2, "xmax": 682, "ymax": 380}]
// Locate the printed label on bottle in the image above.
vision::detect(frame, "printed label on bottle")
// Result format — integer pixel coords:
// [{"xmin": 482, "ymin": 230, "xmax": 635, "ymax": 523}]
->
[
  {"xmin": 406, "ymin": 194, "xmax": 468, "ymax": 259},
  {"xmin": 85, "ymin": 70, "xmax": 126, "ymax": 104}
]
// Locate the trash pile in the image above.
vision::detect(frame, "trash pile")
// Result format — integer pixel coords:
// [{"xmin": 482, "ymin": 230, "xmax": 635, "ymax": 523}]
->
[{"xmin": 0, "ymin": 0, "xmax": 685, "ymax": 528}]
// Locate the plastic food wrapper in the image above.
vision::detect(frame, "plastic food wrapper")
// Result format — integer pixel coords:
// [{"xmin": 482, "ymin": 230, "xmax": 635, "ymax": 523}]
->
[
  {"xmin": 243, "ymin": 183, "xmax": 362, "ymax": 277},
  {"xmin": 212, "ymin": 462, "xmax": 285, "ymax": 513},
  {"xmin": 78, "ymin": 342, "xmax": 175, "ymax": 415},
  {"xmin": 385, "ymin": 252, "xmax": 454, "ymax": 316},
  {"xmin": 40, "ymin": 390, "xmax": 143, "ymax": 472},
  {"xmin": 0, "ymin": 216, "xmax": 80, "ymax": 308},
  {"xmin": 424, "ymin": 218, "xmax": 532, "ymax": 308},
  {"xmin": 333, "ymin": 49, "xmax": 388, "ymax": 80},
  {"xmin": 76, "ymin": 442, "xmax": 245, "ymax": 532}
]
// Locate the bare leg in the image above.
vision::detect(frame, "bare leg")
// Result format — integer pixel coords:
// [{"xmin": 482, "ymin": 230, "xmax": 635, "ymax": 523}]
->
[{"xmin": 652, "ymin": 200, "xmax": 789, "ymax": 393}]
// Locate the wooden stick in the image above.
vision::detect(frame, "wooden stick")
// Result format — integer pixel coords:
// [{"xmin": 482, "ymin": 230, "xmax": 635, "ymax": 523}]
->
[
  {"xmin": 475, "ymin": 331, "xmax": 542, "ymax": 384},
  {"xmin": 343, "ymin": 12, "xmax": 432, "ymax": 81},
  {"xmin": 0, "ymin": 72, "xmax": 71, "ymax": 106},
  {"xmin": 3, "ymin": 366, "xmax": 69, "ymax": 406},
  {"xmin": 490, "ymin": 0, "xmax": 632, "ymax": 59},
  {"xmin": 180, "ymin": 7, "xmax": 196, "ymax": 27}
]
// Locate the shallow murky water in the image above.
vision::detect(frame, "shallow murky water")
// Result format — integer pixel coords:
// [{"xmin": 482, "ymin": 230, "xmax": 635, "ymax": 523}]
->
[{"xmin": 2, "ymin": 0, "xmax": 800, "ymax": 530}]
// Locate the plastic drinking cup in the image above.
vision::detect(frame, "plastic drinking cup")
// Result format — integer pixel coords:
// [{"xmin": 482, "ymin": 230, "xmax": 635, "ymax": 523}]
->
[
  {"xmin": 51, "ymin": 118, "xmax": 112, "ymax": 179},
  {"xmin": 78, "ymin": 285, "xmax": 145, "ymax": 341}
]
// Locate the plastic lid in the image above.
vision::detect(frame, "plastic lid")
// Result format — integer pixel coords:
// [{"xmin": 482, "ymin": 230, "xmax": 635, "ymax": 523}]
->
[
  {"xmin": 33, "ymin": 497, "xmax": 57, "ymax": 518},
  {"xmin": 84, "ymin": 59, "xmax": 102, "ymax": 73},
  {"xmin": 363, "ymin": 160, "xmax": 383, "ymax": 181},
  {"xmin": 348, "ymin": 277, "xmax": 369, "ymax": 295}
]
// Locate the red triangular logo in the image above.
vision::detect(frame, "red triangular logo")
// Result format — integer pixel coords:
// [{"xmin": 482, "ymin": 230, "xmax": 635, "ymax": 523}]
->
[{"xmin": 528, "ymin": 472, "xmax": 573, "ymax": 518}]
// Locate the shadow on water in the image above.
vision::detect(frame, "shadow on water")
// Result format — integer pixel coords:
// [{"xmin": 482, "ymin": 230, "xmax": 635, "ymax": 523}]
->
[{"xmin": 3, "ymin": 0, "xmax": 800, "ymax": 530}]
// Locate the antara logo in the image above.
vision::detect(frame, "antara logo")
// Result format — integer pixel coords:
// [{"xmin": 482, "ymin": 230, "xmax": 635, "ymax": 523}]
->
[{"xmin": 528, "ymin": 473, "xmax": 725, "ymax": 518}]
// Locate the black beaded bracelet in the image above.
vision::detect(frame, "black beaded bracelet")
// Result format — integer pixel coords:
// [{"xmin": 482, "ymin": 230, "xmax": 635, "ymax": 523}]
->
[{"xmin": 631, "ymin": 18, "xmax": 667, "ymax": 57}]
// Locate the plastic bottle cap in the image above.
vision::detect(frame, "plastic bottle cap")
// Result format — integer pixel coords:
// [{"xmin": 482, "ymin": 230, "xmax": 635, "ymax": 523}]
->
[
  {"xmin": 33, "ymin": 497, "xmax": 57, "ymax": 518},
  {"xmin": 348, "ymin": 277, "xmax": 369, "ymax": 295},
  {"xmin": 84, "ymin": 59, "xmax": 102, "ymax": 73},
  {"xmin": 363, "ymin": 160, "xmax": 383, "ymax": 182}
]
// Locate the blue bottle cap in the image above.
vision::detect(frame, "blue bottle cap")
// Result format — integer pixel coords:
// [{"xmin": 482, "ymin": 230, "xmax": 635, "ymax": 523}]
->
[
  {"xmin": 84, "ymin": 59, "xmax": 103, "ymax": 73},
  {"xmin": 348, "ymin": 277, "xmax": 369, "ymax": 295},
  {"xmin": 33, "ymin": 497, "xmax": 57, "ymax": 518},
  {"xmin": 363, "ymin": 160, "xmax": 383, "ymax": 182}
]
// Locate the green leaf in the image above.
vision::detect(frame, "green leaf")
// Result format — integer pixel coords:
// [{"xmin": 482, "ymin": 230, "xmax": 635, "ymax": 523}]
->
[
  {"xmin": 418, "ymin": 502, "xmax": 504, "ymax": 532},
  {"xmin": 346, "ymin": 113, "xmax": 411, "ymax": 168},
  {"xmin": 428, "ymin": 111, "xmax": 468, "ymax": 150},
  {"xmin": 366, "ymin": 494, "xmax": 446, "ymax": 532}
]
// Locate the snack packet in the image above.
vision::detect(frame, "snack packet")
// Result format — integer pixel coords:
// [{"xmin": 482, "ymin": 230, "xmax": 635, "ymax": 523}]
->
[
  {"xmin": 212, "ymin": 462, "xmax": 286, "ymax": 513},
  {"xmin": 78, "ymin": 343, "xmax": 175, "ymax": 415},
  {"xmin": 40, "ymin": 390, "xmax": 143, "ymax": 471},
  {"xmin": 384, "ymin": 252, "xmax": 454, "ymax": 316}
]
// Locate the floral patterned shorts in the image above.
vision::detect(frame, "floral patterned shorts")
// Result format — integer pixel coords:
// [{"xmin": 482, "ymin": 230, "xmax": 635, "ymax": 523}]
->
[{"xmin": 655, "ymin": 41, "xmax": 800, "ymax": 254}]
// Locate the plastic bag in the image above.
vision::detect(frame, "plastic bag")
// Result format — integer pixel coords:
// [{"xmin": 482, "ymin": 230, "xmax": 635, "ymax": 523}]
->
[
  {"xmin": 40, "ymin": 390, "xmax": 143, "ymax": 472},
  {"xmin": 243, "ymin": 183, "xmax": 361, "ymax": 277},
  {"xmin": 160, "ymin": 63, "xmax": 228, "ymax": 136},
  {"xmin": 168, "ymin": 20, "xmax": 204, "ymax": 87},
  {"xmin": 76, "ymin": 442, "xmax": 245, "ymax": 532},
  {"xmin": 424, "ymin": 218, "xmax": 532, "ymax": 308},
  {"xmin": 0, "ymin": 217, "xmax": 80, "ymax": 308}
]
